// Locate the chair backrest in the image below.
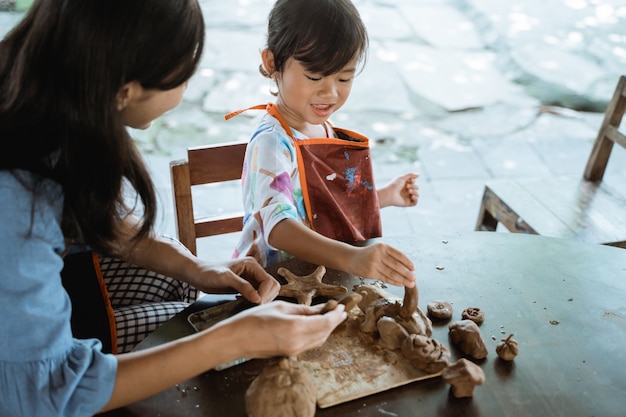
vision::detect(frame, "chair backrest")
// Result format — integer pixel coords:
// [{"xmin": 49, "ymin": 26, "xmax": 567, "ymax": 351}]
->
[
  {"xmin": 170, "ymin": 142, "xmax": 247, "ymax": 255},
  {"xmin": 584, "ymin": 75, "xmax": 626, "ymax": 181}
]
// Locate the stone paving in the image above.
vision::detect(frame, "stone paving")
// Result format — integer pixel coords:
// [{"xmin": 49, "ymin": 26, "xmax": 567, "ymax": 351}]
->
[{"xmin": 2, "ymin": 1, "xmax": 626, "ymax": 259}]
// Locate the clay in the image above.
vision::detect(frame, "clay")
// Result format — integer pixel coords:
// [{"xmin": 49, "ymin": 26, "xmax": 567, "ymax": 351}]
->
[
  {"xmin": 400, "ymin": 334, "xmax": 451, "ymax": 373},
  {"xmin": 359, "ymin": 297, "xmax": 394, "ymax": 334},
  {"xmin": 427, "ymin": 300, "xmax": 453, "ymax": 320},
  {"xmin": 354, "ymin": 284, "xmax": 454, "ymax": 374},
  {"xmin": 245, "ymin": 357, "xmax": 317, "ymax": 417},
  {"xmin": 356, "ymin": 284, "xmax": 432, "ymax": 337},
  {"xmin": 400, "ymin": 284, "xmax": 418, "ymax": 320},
  {"xmin": 496, "ymin": 333, "xmax": 519, "ymax": 361},
  {"xmin": 441, "ymin": 358, "xmax": 485, "ymax": 398},
  {"xmin": 448, "ymin": 320, "xmax": 488, "ymax": 360},
  {"xmin": 320, "ymin": 293, "xmax": 363, "ymax": 314},
  {"xmin": 278, "ymin": 265, "xmax": 347, "ymax": 305},
  {"xmin": 461, "ymin": 307, "xmax": 484, "ymax": 325},
  {"xmin": 377, "ymin": 316, "xmax": 410, "ymax": 350}
]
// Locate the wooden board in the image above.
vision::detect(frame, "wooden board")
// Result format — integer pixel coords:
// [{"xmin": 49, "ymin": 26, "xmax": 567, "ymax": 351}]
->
[
  {"xmin": 188, "ymin": 300, "xmax": 440, "ymax": 408},
  {"xmin": 297, "ymin": 307, "xmax": 439, "ymax": 408}
]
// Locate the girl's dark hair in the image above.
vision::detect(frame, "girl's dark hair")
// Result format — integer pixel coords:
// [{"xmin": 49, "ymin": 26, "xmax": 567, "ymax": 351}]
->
[
  {"xmin": 263, "ymin": 0, "xmax": 368, "ymax": 77},
  {"xmin": 0, "ymin": 0, "xmax": 204, "ymax": 253}
]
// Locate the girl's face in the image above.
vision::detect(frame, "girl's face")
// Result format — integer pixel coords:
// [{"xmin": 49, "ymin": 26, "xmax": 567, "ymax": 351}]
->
[
  {"xmin": 119, "ymin": 81, "xmax": 188, "ymax": 130},
  {"xmin": 270, "ymin": 55, "xmax": 358, "ymax": 136}
]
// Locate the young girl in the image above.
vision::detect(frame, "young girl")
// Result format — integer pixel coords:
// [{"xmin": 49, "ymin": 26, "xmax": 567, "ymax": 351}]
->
[
  {"xmin": 0, "ymin": 0, "xmax": 346, "ymax": 415},
  {"xmin": 229, "ymin": 0, "xmax": 419, "ymax": 288}
]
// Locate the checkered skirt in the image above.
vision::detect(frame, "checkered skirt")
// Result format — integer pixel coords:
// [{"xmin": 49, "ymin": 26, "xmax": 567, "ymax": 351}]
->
[{"xmin": 99, "ymin": 256, "xmax": 198, "ymax": 353}]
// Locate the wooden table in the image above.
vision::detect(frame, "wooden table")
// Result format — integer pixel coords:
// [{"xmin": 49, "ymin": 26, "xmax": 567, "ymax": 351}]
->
[{"xmin": 104, "ymin": 232, "xmax": 626, "ymax": 416}]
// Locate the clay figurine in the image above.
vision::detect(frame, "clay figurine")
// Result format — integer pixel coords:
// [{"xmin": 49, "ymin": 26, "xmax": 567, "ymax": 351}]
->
[
  {"xmin": 496, "ymin": 333, "xmax": 519, "ymax": 361},
  {"xmin": 245, "ymin": 356, "xmax": 317, "ymax": 417},
  {"xmin": 278, "ymin": 265, "xmax": 347, "ymax": 305},
  {"xmin": 448, "ymin": 320, "xmax": 488, "ymax": 360},
  {"xmin": 441, "ymin": 358, "xmax": 485, "ymax": 398},
  {"xmin": 400, "ymin": 333, "xmax": 451, "ymax": 373},
  {"xmin": 461, "ymin": 307, "xmax": 484, "ymax": 325},
  {"xmin": 356, "ymin": 284, "xmax": 432, "ymax": 337},
  {"xmin": 427, "ymin": 300, "xmax": 453, "ymax": 321}
]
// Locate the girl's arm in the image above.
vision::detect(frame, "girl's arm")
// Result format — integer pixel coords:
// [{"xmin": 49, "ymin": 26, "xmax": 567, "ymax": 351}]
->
[{"xmin": 268, "ymin": 219, "xmax": 415, "ymax": 287}]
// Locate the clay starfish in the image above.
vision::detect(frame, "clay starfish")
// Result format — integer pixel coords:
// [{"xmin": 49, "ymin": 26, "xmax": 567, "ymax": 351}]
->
[{"xmin": 277, "ymin": 265, "xmax": 347, "ymax": 305}]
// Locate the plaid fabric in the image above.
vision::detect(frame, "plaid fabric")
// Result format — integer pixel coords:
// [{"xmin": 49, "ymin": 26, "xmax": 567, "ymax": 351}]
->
[
  {"xmin": 112, "ymin": 301, "xmax": 189, "ymax": 353},
  {"xmin": 99, "ymin": 255, "xmax": 199, "ymax": 353}
]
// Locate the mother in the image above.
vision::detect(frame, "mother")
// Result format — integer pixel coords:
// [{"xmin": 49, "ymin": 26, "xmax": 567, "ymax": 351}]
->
[{"xmin": 0, "ymin": 0, "xmax": 346, "ymax": 415}]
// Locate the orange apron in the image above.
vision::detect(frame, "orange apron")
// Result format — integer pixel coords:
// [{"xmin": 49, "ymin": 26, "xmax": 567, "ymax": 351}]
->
[{"xmin": 226, "ymin": 103, "xmax": 382, "ymax": 243}]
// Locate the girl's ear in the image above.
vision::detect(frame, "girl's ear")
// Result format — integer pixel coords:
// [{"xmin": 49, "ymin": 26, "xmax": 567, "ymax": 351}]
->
[{"xmin": 261, "ymin": 49, "xmax": 276, "ymax": 77}]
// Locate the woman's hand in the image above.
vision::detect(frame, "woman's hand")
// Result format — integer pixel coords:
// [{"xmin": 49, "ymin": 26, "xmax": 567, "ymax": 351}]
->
[
  {"xmin": 191, "ymin": 257, "xmax": 281, "ymax": 304},
  {"xmin": 112, "ymin": 220, "xmax": 280, "ymax": 305},
  {"xmin": 215, "ymin": 301, "xmax": 348, "ymax": 358},
  {"xmin": 377, "ymin": 173, "xmax": 419, "ymax": 208}
]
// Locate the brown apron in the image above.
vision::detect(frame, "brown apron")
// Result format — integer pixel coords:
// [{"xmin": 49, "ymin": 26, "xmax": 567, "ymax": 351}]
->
[{"xmin": 226, "ymin": 103, "xmax": 382, "ymax": 243}]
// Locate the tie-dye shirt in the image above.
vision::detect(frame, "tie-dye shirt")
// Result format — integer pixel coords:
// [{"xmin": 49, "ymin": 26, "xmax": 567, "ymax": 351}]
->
[{"xmin": 233, "ymin": 112, "xmax": 312, "ymax": 267}]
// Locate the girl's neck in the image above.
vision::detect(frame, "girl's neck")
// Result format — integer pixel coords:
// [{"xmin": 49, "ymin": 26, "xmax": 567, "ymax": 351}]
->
[
  {"xmin": 300, "ymin": 122, "xmax": 329, "ymax": 139},
  {"xmin": 274, "ymin": 102, "xmax": 330, "ymax": 138}
]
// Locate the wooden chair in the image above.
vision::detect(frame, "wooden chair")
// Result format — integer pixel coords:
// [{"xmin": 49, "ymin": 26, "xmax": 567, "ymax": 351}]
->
[
  {"xmin": 475, "ymin": 75, "xmax": 626, "ymax": 248},
  {"xmin": 170, "ymin": 142, "xmax": 247, "ymax": 255}
]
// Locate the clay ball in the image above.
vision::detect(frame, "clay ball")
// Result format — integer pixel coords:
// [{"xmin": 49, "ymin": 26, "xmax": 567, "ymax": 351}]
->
[
  {"xmin": 245, "ymin": 357, "xmax": 316, "ymax": 417},
  {"xmin": 461, "ymin": 307, "xmax": 484, "ymax": 325},
  {"xmin": 496, "ymin": 333, "xmax": 519, "ymax": 361},
  {"xmin": 427, "ymin": 300, "xmax": 453, "ymax": 320},
  {"xmin": 448, "ymin": 320, "xmax": 488, "ymax": 360}
]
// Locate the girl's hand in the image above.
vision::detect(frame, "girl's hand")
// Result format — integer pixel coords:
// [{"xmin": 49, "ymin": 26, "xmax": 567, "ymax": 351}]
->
[
  {"xmin": 216, "ymin": 301, "xmax": 347, "ymax": 358},
  {"xmin": 191, "ymin": 257, "xmax": 281, "ymax": 304},
  {"xmin": 347, "ymin": 242, "xmax": 416, "ymax": 287},
  {"xmin": 377, "ymin": 173, "xmax": 419, "ymax": 208}
]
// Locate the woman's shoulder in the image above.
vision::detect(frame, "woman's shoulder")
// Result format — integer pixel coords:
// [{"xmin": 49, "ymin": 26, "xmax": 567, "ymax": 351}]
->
[
  {"xmin": 0, "ymin": 170, "xmax": 37, "ymax": 210},
  {"xmin": 0, "ymin": 170, "xmax": 62, "ymax": 213},
  {"xmin": 0, "ymin": 169, "xmax": 60, "ymax": 193},
  {"xmin": 0, "ymin": 170, "xmax": 64, "ymax": 247}
]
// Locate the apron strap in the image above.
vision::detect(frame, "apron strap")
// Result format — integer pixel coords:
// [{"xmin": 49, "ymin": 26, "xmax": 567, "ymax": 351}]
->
[
  {"xmin": 224, "ymin": 104, "xmax": 267, "ymax": 121},
  {"xmin": 225, "ymin": 103, "xmax": 295, "ymax": 139},
  {"xmin": 225, "ymin": 103, "xmax": 312, "ymax": 224}
]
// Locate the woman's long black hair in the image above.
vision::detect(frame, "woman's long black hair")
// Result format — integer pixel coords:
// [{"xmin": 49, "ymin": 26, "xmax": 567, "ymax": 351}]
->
[{"xmin": 0, "ymin": 0, "xmax": 205, "ymax": 253}]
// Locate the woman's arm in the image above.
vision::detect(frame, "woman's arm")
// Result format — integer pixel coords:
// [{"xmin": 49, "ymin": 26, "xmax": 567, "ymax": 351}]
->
[
  {"xmin": 111, "ymin": 216, "xmax": 280, "ymax": 304},
  {"xmin": 100, "ymin": 301, "xmax": 347, "ymax": 412}
]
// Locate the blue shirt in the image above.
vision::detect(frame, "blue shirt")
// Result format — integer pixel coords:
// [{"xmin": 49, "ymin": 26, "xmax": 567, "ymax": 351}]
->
[{"xmin": 0, "ymin": 171, "xmax": 117, "ymax": 416}]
